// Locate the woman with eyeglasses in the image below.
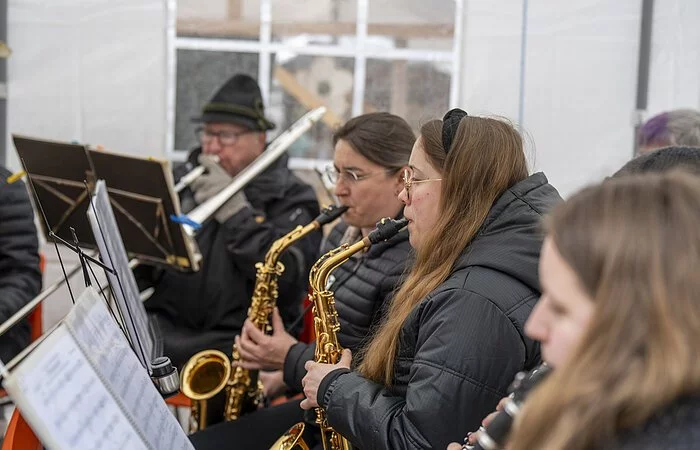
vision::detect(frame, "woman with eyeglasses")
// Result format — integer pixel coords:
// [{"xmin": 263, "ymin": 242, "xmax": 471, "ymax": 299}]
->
[
  {"xmin": 299, "ymin": 109, "xmax": 562, "ymax": 449},
  {"xmin": 190, "ymin": 112, "xmax": 416, "ymax": 449}
]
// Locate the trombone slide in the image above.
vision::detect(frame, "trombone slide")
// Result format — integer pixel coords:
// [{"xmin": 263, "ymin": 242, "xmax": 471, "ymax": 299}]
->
[{"xmin": 183, "ymin": 106, "xmax": 327, "ymax": 235}]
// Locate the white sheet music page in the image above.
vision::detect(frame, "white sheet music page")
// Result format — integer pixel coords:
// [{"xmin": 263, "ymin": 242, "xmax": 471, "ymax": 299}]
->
[
  {"xmin": 2, "ymin": 325, "xmax": 148, "ymax": 450},
  {"xmin": 65, "ymin": 287, "xmax": 194, "ymax": 450},
  {"xmin": 87, "ymin": 179, "xmax": 154, "ymax": 368}
]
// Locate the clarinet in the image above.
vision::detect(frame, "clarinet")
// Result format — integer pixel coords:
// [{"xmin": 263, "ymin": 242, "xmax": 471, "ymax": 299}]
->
[{"xmin": 463, "ymin": 363, "xmax": 552, "ymax": 450}]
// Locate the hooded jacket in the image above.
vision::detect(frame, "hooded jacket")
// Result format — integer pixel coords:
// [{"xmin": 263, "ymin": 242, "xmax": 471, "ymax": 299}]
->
[
  {"xmin": 139, "ymin": 151, "xmax": 320, "ymax": 368},
  {"xmin": 317, "ymin": 172, "xmax": 561, "ymax": 449}
]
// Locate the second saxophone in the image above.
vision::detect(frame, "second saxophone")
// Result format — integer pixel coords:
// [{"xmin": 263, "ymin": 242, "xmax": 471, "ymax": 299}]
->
[{"xmin": 272, "ymin": 217, "xmax": 408, "ymax": 450}]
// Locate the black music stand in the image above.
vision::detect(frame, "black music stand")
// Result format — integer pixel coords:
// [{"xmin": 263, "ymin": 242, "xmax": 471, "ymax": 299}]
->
[{"xmin": 12, "ymin": 134, "xmax": 199, "ymax": 272}]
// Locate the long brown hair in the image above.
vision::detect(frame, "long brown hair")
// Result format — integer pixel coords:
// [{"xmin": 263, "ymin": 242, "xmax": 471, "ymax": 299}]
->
[
  {"xmin": 358, "ymin": 115, "xmax": 529, "ymax": 385},
  {"xmin": 510, "ymin": 171, "xmax": 700, "ymax": 450}
]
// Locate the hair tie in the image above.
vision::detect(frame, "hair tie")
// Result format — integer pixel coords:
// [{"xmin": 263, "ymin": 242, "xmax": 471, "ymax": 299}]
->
[{"xmin": 442, "ymin": 108, "xmax": 468, "ymax": 153}]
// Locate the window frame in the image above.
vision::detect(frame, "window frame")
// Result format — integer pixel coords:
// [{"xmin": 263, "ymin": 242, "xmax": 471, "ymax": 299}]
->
[{"xmin": 166, "ymin": 0, "xmax": 464, "ymax": 166}]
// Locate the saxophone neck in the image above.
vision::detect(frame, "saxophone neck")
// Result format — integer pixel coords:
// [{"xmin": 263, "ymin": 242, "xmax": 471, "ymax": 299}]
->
[
  {"xmin": 263, "ymin": 221, "xmax": 320, "ymax": 266},
  {"xmin": 310, "ymin": 238, "xmax": 370, "ymax": 292},
  {"xmin": 262, "ymin": 204, "xmax": 348, "ymax": 267},
  {"xmin": 309, "ymin": 216, "xmax": 406, "ymax": 291}
]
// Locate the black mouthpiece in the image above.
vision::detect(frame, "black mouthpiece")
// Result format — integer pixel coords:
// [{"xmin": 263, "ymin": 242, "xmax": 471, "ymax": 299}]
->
[
  {"xmin": 368, "ymin": 217, "xmax": 408, "ymax": 244},
  {"xmin": 315, "ymin": 204, "xmax": 349, "ymax": 226}
]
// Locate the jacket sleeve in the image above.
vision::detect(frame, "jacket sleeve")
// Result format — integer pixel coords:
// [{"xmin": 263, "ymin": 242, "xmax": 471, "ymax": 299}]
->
[
  {"xmin": 0, "ymin": 176, "xmax": 42, "ymax": 323},
  {"xmin": 283, "ymin": 341, "xmax": 317, "ymax": 393},
  {"xmin": 320, "ymin": 288, "xmax": 527, "ymax": 450}
]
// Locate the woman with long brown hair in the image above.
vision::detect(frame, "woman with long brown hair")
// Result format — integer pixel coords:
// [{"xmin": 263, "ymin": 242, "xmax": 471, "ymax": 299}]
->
[
  {"xmin": 504, "ymin": 171, "xmax": 700, "ymax": 450},
  {"xmin": 300, "ymin": 109, "xmax": 562, "ymax": 449}
]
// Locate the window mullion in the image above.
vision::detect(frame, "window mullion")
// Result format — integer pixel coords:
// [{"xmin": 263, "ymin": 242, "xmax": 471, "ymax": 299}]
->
[
  {"xmin": 165, "ymin": 0, "xmax": 178, "ymax": 159},
  {"xmin": 450, "ymin": 0, "xmax": 465, "ymax": 109},
  {"xmin": 352, "ymin": 0, "xmax": 369, "ymax": 117},
  {"xmin": 259, "ymin": 0, "xmax": 272, "ymax": 106}
]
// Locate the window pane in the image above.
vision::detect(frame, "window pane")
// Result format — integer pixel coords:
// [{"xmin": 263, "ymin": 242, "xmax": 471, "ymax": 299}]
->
[
  {"xmin": 268, "ymin": 53, "xmax": 355, "ymax": 159},
  {"xmin": 365, "ymin": 58, "xmax": 451, "ymax": 130},
  {"xmin": 271, "ymin": 0, "xmax": 357, "ymax": 45},
  {"xmin": 177, "ymin": 0, "xmax": 261, "ymax": 39},
  {"xmin": 367, "ymin": 1, "xmax": 455, "ymax": 52},
  {"xmin": 174, "ymin": 49, "xmax": 259, "ymax": 152}
]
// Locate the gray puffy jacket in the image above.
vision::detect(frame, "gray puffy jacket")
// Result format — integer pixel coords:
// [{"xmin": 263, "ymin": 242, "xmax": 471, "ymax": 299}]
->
[{"xmin": 283, "ymin": 218, "xmax": 412, "ymax": 392}]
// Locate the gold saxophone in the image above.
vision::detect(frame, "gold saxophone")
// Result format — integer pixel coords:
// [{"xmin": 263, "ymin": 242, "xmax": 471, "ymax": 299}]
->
[
  {"xmin": 180, "ymin": 204, "xmax": 348, "ymax": 433},
  {"xmin": 272, "ymin": 217, "xmax": 408, "ymax": 450}
]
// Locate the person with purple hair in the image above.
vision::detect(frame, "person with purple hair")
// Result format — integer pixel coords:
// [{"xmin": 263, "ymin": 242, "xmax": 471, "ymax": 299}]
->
[{"xmin": 638, "ymin": 109, "xmax": 700, "ymax": 154}]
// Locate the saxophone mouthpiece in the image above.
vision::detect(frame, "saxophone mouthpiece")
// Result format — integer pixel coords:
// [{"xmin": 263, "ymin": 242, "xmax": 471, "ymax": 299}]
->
[
  {"xmin": 315, "ymin": 204, "xmax": 349, "ymax": 226},
  {"xmin": 368, "ymin": 217, "xmax": 408, "ymax": 244}
]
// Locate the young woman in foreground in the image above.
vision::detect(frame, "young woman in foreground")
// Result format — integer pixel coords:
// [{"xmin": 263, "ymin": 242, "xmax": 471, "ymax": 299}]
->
[{"xmin": 510, "ymin": 171, "xmax": 700, "ymax": 449}]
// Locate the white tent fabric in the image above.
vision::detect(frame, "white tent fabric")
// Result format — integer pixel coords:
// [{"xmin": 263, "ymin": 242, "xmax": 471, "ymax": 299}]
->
[
  {"xmin": 7, "ymin": 0, "xmax": 700, "ymax": 198},
  {"xmin": 6, "ymin": 0, "xmax": 166, "ymax": 168}
]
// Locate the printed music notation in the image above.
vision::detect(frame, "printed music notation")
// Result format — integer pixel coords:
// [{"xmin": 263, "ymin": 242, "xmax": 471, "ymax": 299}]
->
[
  {"xmin": 3, "ymin": 288, "xmax": 193, "ymax": 450},
  {"xmin": 65, "ymin": 287, "xmax": 193, "ymax": 450},
  {"xmin": 5, "ymin": 325, "xmax": 148, "ymax": 450}
]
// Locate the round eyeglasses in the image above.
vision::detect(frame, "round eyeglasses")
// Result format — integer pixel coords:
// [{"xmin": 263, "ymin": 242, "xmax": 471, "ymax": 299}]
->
[
  {"xmin": 324, "ymin": 166, "xmax": 396, "ymax": 185},
  {"xmin": 402, "ymin": 168, "xmax": 442, "ymax": 201},
  {"xmin": 195, "ymin": 127, "xmax": 254, "ymax": 146}
]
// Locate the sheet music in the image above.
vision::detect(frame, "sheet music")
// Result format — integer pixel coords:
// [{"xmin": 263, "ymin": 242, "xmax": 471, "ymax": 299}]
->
[
  {"xmin": 87, "ymin": 179, "xmax": 155, "ymax": 368},
  {"xmin": 2, "ymin": 325, "xmax": 148, "ymax": 450},
  {"xmin": 64, "ymin": 287, "xmax": 193, "ymax": 450}
]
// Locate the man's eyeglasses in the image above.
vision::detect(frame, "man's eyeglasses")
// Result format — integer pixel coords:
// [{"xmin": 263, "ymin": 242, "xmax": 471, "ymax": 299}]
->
[
  {"xmin": 402, "ymin": 168, "xmax": 442, "ymax": 201},
  {"xmin": 324, "ymin": 166, "xmax": 396, "ymax": 185},
  {"xmin": 195, "ymin": 127, "xmax": 254, "ymax": 146}
]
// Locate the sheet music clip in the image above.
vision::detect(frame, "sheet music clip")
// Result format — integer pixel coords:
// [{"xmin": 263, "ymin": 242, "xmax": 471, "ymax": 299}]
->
[{"xmin": 150, "ymin": 356, "xmax": 179, "ymax": 398}]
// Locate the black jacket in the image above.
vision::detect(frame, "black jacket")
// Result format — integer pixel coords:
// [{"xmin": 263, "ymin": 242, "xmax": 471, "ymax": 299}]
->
[
  {"xmin": 0, "ymin": 167, "xmax": 42, "ymax": 362},
  {"xmin": 318, "ymin": 173, "xmax": 561, "ymax": 449},
  {"xmin": 612, "ymin": 395, "xmax": 700, "ymax": 450},
  {"xmin": 283, "ymin": 219, "xmax": 412, "ymax": 392},
  {"xmin": 139, "ymin": 151, "xmax": 321, "ymax": 368}
]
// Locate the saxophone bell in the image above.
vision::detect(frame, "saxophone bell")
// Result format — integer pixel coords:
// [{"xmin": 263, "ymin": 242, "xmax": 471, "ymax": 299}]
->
[
  {"xmin": 270, "ymin": 423, "xmax": 310, "ymax": 450},
  {"xmin": 180, "ymin": 349, "xmax": 232, "ymax": 433}
]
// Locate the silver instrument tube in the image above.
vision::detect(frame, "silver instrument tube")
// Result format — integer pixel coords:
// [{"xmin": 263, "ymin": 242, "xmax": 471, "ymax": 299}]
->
[
  {"xmin": 0, "ymin": 262, "xmax": 82, "ymax": 339},
  {"xmin": 173, "ymin": 155, "xmax": 221, "ymax": 193},
  {"xmin": 174, "ymin": 165, "xmax": 206, "ymax": 193},
  {"xmin": 183, "ymin": 106, "xmax": 327, "ymax": 236},
  {"xmin": 0, "ymin": 256, "xmax": 140, "ymax": 339}
]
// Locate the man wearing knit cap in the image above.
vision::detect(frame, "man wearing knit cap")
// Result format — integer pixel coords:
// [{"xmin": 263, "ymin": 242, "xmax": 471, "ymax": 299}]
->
[{"xmin": 137, "ymin": 74, "xmax": 321, "ymax": 370}]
